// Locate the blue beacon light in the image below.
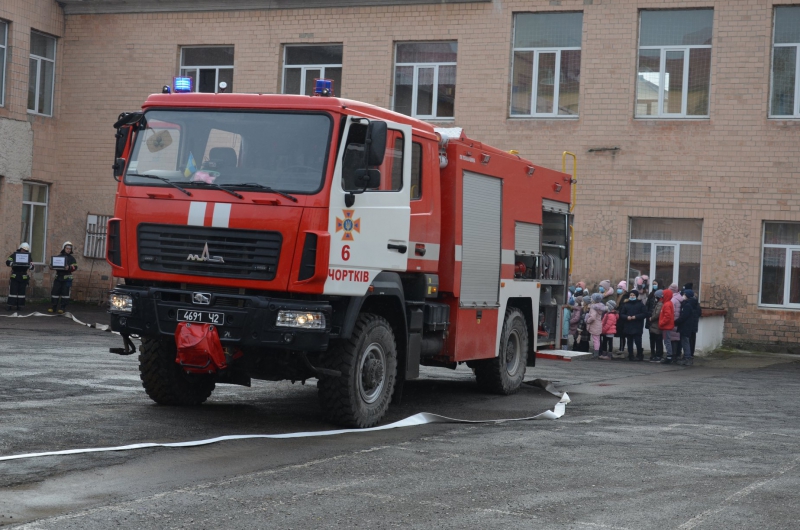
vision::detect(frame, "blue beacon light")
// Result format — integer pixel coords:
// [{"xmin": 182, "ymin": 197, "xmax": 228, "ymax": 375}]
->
[
  {"xmin": 313, "ymin": 78, "xmax": 334, "ymax": 97},
  {"xmin": 173, "ymin": 76, "xmax": 193, "ymax": 93}
]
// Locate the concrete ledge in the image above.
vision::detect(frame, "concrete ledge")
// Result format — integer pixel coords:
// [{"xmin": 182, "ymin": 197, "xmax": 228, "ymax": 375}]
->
[{"xmin": 536, "ymin": 350, "xmax": 592, "ymax": 362}]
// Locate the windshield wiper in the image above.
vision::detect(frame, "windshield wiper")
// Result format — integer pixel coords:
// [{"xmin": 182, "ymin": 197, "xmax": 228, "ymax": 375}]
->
[
  {"xmin": 126, "ymin": 173, "xmax": 192, "ymax": 197},
  {"xmin": 189, "ymin": 181, "xmax": 244, "ymax": 199},
  {"xmin": 225, "ymin": 183, "xmax": 298, "ymax": 202}
]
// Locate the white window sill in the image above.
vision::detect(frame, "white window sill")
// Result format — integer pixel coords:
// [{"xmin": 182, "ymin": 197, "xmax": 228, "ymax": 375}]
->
[
  {"xmin": 634, "ymin": 116, "xmax": 709, "ymax": 120},
  {"xmin": 768, "ymin": 116, "xmax": 800, "ymax": 120},
  {"xmin": 757, "ymin": 304, "xmax": 800, "ymax": 311},
  {"xmin": 508, "ymin": 115, "xmax": 579, "ymax": 120},
  {"xmin": 27, "ymin": 110, "xmax": 53, "ymax": 118}
]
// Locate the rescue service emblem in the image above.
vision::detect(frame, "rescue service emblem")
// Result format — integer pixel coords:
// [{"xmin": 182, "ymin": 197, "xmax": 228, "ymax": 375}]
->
[{"xmin": 335, "ymin": 209, "xmax": 361, "ymax": 241}]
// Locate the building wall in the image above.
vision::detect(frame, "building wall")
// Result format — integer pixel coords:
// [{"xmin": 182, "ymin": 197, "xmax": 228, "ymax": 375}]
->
[
  {"xmin": 13, "ymin": 0, "xmax": 800, "ymax": 347},
  {"xmin": 0, "ymin": 0, "xmax": 66, "ymax": 299}
]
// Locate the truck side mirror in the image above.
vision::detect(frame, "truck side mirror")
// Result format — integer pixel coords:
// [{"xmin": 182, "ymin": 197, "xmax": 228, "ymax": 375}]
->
[
  {"xmin": 113, "ymin": 158, "xmax": 126, "ymax": 179},
  {"xmin": 366, "ymin": 121, "xmax": 387, "ymax": 167},
  {"xmin": 354, "ymin": 168, "xmax": 381, "ymax": 189}
]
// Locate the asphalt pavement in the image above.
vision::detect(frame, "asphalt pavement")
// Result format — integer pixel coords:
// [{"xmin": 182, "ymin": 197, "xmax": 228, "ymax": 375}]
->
[{"xmin": 0, "ymin": 309, "xmax": 799, "ymax": 529}]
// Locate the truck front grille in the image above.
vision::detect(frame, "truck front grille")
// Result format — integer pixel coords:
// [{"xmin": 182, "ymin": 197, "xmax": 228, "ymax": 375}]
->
[{"xmin": 137, "ymin": 224, "xmax": 282, "ymax": 281}]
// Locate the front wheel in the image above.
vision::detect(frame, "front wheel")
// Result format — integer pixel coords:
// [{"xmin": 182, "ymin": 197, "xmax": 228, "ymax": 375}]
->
[
  {"xmin": 317, "ymin": 313, "xmax": 397, "ymax": 428},
  {"xmin": 475, "ymin": 307, "xmax": 529, "ymax": 394},
  {"xmin": 138, "ymin": 337, "xmax": 215, "ymax": 405}
]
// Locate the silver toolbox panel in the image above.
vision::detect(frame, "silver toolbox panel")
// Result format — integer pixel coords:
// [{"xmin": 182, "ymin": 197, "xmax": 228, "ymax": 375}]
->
[
  {"xmin": 460, "ymin": 171, "xmax": 502, "ymax": 307},
  {"xmin": 515, "ymin": 221, "xmax": 541, "ymax": 255}
]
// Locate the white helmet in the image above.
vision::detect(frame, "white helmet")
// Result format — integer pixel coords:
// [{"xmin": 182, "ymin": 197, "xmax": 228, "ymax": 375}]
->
[
  {"xmin": 19, "ymin": 242, "xmax": 30, "ymax": 251},
  {"xmin": 62, "ymin": 241, "xmax": 74, "ymax": 250}
]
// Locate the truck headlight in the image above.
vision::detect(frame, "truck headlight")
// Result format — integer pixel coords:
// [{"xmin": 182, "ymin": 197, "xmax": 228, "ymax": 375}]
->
[
  {"xmin": 276, "ymin": 310, "xmax": 326, "ymax": 329},
  {"xmin": 109, "ymin": 293, "xmax": 133, "ymax": 312}
]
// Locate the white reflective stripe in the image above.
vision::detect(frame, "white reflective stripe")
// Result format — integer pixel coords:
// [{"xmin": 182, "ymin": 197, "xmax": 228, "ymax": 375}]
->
[
  {"xmin": 187, "ymin": 202, "xmax": 207, "ymax": 226},
  {"xmin": 212, "ymin": 203, "xmax": 231, "ymax": 228},
  {"xmin": 501, "ymin": 249, "xmax": 515, "ymax": 265},
  {"xmin": 455, "ymin": 245, "xmax": 462, "ymax": 262},
  {"xmin": 409, "ymin": 242, "xmax": 440, "ymax": 261}
]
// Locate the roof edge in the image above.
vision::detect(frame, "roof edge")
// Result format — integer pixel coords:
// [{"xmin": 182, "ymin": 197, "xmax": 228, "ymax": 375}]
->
[{"xmin": 60, "ymin": 0, "xmax": 490, "ymax": 16}]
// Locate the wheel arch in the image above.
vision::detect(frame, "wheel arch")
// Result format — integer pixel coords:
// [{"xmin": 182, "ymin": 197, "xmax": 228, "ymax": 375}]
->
[
  {"xmin": 340, "ymin": 272, "xmax": 408, "ymax": 370},
  {"xmin": 505, "ymin": 297, "xmax": 535, "ymax": 367}
]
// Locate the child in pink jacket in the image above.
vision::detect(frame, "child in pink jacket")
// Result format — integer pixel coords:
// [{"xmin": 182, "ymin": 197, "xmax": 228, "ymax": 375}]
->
[
  {"xmin": 585, "ymin": 293, "xmax": 607, "ymax": 358},
  {"xmin": 600, "ymin": 300, "xmax": 618, "ymax": 360}
]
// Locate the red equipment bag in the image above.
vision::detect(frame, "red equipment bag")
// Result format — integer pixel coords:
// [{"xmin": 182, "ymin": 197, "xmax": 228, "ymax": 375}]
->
[{"xmin": 174, "ymin": 322, "xmax": 227, "ymax": 373}]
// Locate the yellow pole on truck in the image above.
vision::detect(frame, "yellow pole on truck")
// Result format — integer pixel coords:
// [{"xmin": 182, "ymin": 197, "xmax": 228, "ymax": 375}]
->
[{"xmin": 562, "ymin": 152, "xmax": 577, "ymax": 275}]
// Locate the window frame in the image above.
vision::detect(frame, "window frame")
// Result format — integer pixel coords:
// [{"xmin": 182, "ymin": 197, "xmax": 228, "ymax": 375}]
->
[
  {"xmin": 179, "ymin": 46, "xmax": 234, "ymax": 94},
  {"xmin": 393, "ymin": 42, "xmax": 457, "ymax": 120},
  {"xmin": 282, "ymin": 45, "xmax": 343, "ymax": 96},
  {"xmin": 635, "ymin": 11, "xmax": 713, "ymax": 120},
  {"xmin": 21, "ymin": 182, "xmax": 49, "ymax": 264},
  {"xmin": 0, "ymin": 20, "xmax": 7, "ymax": 107},
  {"xmin": 769, "ymin": 7, "xmax": 800, "ymax": 119},
  {"xmin": 509, "ymin": 13, "xmax": 583, "ymax": 118},
  {"xmin": 759, "ymin": 222, "xmax": 800, "ymax": 308},
  {"xmin": 28, "ymin": 31, "xmax": 57, "ymax": 117}
]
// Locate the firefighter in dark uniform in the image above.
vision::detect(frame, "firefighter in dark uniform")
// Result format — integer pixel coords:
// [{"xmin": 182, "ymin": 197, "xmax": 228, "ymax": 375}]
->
[
  {"xmin": 6, "ymin": 242, "xmax": 34, "ymax": 311},
  {"xmin": 49, "ymin": 241, "xmax": 78, "ymax": 314}
]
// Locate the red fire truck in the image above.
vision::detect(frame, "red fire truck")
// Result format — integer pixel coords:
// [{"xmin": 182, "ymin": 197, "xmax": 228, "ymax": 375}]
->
[{"xmin": 107, "ymin": 80, "xmax": 572, "ymax": 427}]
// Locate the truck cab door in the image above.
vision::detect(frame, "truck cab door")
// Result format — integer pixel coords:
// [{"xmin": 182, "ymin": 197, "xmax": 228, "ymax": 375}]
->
[{"xmin": 325, "ymin": 116, "xmax": 412, "ymax": 295}]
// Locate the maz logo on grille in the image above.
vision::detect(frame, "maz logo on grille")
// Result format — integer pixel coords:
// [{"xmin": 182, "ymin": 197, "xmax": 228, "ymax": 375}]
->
[{"xmin": 187, "ymin": 243, "xmax": 225, "ymax": 264}]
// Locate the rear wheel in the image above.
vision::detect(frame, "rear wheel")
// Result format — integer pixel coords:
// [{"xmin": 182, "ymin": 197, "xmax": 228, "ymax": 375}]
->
[
  {"xmin": 318, "ymin": 313, "xmax": 397, "ymax": 428},
  {"xmin": 138, "ymin": 337, "xmax": 215, "ymax": 405},
  {"xmin": 475, "ymin": 307, "xmax": 529, "ymax": 394}
]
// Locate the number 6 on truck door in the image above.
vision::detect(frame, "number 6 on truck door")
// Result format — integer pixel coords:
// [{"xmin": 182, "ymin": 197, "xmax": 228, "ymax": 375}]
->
[{"xmin": 325, "ymin": 117, "xmax": 412, "ymax": 296}]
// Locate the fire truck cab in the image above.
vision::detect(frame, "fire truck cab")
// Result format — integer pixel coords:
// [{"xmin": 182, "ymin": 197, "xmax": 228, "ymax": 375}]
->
[{"xmin": 108, "ymin": 84, "xmax": 572, "ymax": 428}]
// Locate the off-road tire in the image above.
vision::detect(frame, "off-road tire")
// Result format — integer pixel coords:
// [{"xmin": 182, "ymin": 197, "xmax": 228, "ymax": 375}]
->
[
  {"xmin": 317, "ymin": 313, "xmax": 397, "ymax": 428},
  {"xmin": 138, "ymin": 337, "xmax": 215, "ymax": 405},
  {"xmin": 474, "ymin": 307, "xmax": 529, "ymax": 395}
]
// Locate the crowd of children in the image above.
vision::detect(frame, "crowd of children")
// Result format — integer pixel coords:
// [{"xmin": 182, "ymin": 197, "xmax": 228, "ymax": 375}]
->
[{"xmin": 562, "ymin": 276, "xmax": 702, "ymax": 366}]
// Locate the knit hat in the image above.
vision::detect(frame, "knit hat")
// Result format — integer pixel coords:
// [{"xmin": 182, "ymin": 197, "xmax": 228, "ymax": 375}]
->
[
  {"xmin": 606, "ymin": 300, "xmax": 617, "ymax": 310},
  {"xmin": 669, "ymin": 283, "xmax": 680, "ymax": 293},
  {"xmin": 655, "ymin": 289, "xmax": 663, "ymax": 298},
  {"xmin": 591, "ymin": 293, "xmax": 603, "ymax": 303},
  {"xmin": 576, "ymin": 281, "xmax": 587, "ymax": 290},
  {"xmin": 617, "ymin": 280, "xmax": 627, "ymax": 290},
  {"xmin": 599, "ymin": 280, "xmax": 611, "ymax": 291},
  {"xmin": 574, "ymin": 296, "xmax": 584, "ymax": 305},
  {"xmin": 683, "ymin": 282, "xmax": 694, "ymax": 290},
  {"xmin": 684, "ymin": 289, "xmax": 695, "ymax": 298},
  {"xmin": 568, "ymin": 286, "xmax": 576, "ymax": 294}
]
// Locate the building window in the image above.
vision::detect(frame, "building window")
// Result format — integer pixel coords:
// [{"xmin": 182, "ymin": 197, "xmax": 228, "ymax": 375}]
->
[
  {"xmin": 510, "ymin": 12, "xmax": 583, "ymax": 117},
  {"xmin": 760, "ymin": 223, "xmax": 800, "ymax": 307},
  {"xmin": 21, "ymin": 183, "xmax": 49, "ymax": 263},
  {"xmin": 180, "ymin": 46, "xmax": 234, "ymax": 93},
  {"xmin": 393, "ymin": 42, "xmax": 457, "ymax": 119},
  {"xmin": 770, "ymin": 6, "xmax": 800, "ymax": 118},
  {"xmin": 28, "ymin": 31, "xmax": 56, "ymax": 116},
  {"xmin": 84, "ymin": 214, "xmax": 111, "ymax": 259},
  {"xmin": 628, "ymin": 218, "xmax": 702, "ymax": 295},
  {"xmin": 0, "ymin": 21, "xmax": 7, "ymax": 107},
  {"xmin": 283, "ymin": 45, "xmax": 343, "ymax": 96},
  {"xmin": 636, "ymin": 9, "xmax": 713, "ymax": 118}
]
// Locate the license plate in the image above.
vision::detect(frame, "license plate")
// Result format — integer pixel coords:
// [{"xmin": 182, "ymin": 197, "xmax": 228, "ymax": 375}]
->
[{"xmin": 177, "ymin": 309, "xmax": 225, "ymax": 325}]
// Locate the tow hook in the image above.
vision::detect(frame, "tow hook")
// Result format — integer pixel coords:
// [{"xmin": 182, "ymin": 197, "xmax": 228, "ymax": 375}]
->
[
  {"xmin": 297, "ymin": 351, "xmax": 341, "ymax": 378},
  {"xmin": 110, "ymin": 334, "xmax": 137, "ymax": 355}
]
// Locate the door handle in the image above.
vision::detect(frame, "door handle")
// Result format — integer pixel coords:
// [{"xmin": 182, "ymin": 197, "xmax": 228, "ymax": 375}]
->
[{"xmin": 387, "ymin": 243, "xmax": 407, "ymax": 254}]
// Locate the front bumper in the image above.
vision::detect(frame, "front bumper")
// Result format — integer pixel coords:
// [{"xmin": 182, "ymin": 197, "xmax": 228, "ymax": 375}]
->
[{"xmin": 108, "ymin": 286, "xmax": 332, "ymax": 351}]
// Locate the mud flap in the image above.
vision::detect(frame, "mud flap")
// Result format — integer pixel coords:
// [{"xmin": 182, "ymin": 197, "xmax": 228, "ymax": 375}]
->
[{"xmin": 174, "ymin": 322, "xmax": 227, "ymax": 374}]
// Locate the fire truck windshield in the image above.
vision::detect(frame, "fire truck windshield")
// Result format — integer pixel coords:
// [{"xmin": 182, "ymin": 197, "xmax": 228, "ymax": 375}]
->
[{"xmin": 125, "ymin": 110, "xmax": 332, "ymax": 194}]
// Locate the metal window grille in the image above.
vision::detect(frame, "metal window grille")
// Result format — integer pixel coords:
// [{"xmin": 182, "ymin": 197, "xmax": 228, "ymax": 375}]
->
[{"xmin": 85, "ymin": 214, "xmax": 111, "ymax": 259}]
